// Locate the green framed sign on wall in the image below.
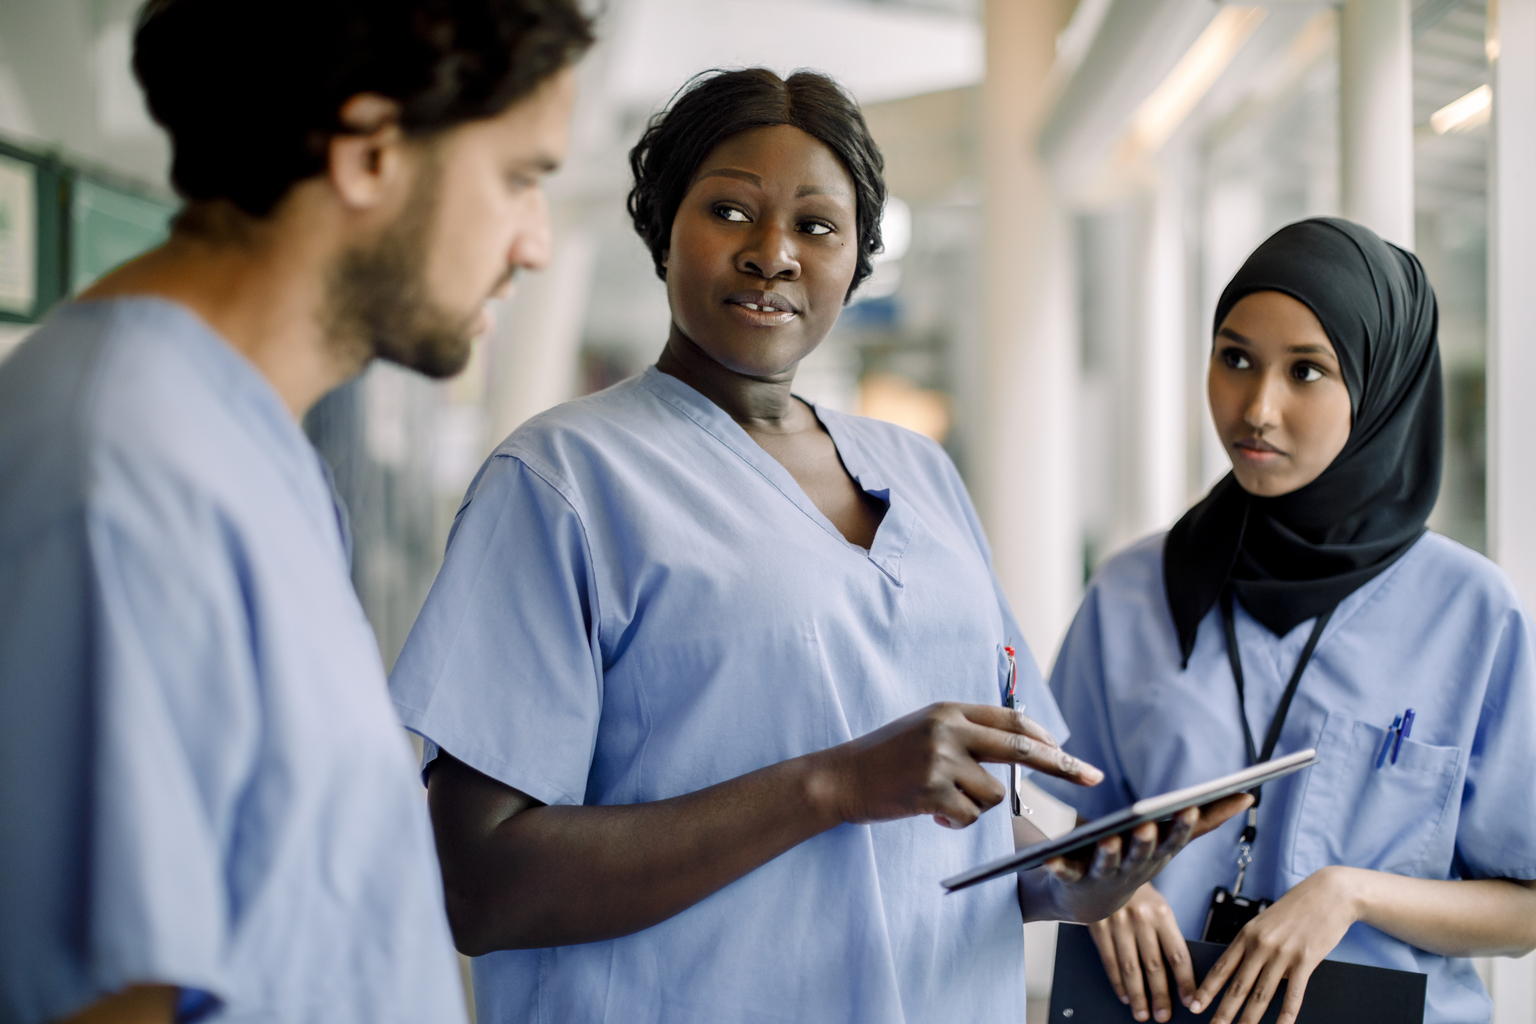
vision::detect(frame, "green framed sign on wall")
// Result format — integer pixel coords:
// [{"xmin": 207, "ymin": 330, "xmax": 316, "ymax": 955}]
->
[
  {"xmin": 0, "ymin": 140, "xmax": 65, "ymax": 325},
  {"xmin": 0, "ymin": 136, "xmax": 178, "ymax": 325}
]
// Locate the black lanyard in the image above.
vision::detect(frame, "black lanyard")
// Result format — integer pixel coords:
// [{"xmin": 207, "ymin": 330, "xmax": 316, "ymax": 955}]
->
[{"xmin": 1219, "ymin": 589, "xmax": 1334, "ymax": 823}]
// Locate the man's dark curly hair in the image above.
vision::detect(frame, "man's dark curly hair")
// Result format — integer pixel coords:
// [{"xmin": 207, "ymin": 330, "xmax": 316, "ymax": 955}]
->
[
  {"xmin": 133, "ymin": 0, "xmax": 594, "ymax": 219},
  {"xmin": 627, "ymin": 69, "xmax": 886, "ymax": 302}
]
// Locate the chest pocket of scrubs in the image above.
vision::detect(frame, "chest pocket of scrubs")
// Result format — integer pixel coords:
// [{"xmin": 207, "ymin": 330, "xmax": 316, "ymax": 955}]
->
[{"xmin": 1289, "ymin": 711, "xmax": 1463, "ymax": 879}]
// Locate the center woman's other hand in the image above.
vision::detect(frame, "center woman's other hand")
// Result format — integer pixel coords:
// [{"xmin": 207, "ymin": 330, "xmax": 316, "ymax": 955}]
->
[
  {"xmin": 1088, "ymin": 882, "xmax": 1195, "ymax": 1023},
  {"xmin": 816, "ymin": 703, "xmax": 1103, "ymax": 829},
  {"xmin": 1034, "ymin": 795, "xmax": 1252, "ymax": 927}
]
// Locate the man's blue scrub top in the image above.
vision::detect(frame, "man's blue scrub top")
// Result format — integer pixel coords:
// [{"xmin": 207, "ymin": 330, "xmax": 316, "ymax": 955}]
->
[
  {"xmin": 0, "ymin": 299, "xmax": 466, "ymax": 1024},
  {"xmin": 390, "ymin": 366, "xmax": 1069, "ymax": 1024},
  {"xmin": 1035, "ymin": 533, "xmax": 1536, "ymax": 1024}
]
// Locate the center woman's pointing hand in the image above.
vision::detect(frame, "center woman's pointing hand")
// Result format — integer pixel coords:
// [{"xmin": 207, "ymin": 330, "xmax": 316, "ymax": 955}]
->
[{"xmin": 811, "ymin": 702, "xmax": 1105, "ymax": 829}]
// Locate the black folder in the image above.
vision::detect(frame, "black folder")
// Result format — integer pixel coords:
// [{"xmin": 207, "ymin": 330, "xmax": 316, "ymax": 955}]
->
[{"xmin": 1048, "ymin": 923, "xmax": 1426, "ymax": 1023}]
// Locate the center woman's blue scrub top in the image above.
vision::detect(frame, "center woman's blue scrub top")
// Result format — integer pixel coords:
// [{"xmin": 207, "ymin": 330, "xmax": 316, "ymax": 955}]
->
[
  {"xmin": 1034, "ymin": 533, "xmax": 1536, "ymax": 1024},
  {"xmin": 390, "ymin": 366, "xmax": 1068, "ymax": 1024}
]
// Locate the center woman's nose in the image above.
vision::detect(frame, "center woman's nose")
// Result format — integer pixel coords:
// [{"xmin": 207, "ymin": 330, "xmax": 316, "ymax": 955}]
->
[{"xmin": 737, "ymin": 218, "xmax": 800, "ymax": 280}]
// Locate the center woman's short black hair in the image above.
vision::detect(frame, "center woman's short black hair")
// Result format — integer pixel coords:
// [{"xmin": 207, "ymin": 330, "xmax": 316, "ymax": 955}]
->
[
  {"xmin": 627, "ymin": 68, "xmax": 887, "ymax": 302},
  {"xmin": 133, "ymin": 0, "xmax": 595, "ymax": 219}
]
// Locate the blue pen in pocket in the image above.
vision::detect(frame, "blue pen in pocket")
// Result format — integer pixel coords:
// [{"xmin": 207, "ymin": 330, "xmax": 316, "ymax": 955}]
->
[
  {"xmin": 1392, "ymin": 708, "xmax": 1416, "ymax": 764},
  {"xmin": 1376, "ymin": 708, "xmax": 1416, "ymax": 768},
  {"xmin": 1377, "ymin": 714, "xmax": 1403, "ymax": 769}
]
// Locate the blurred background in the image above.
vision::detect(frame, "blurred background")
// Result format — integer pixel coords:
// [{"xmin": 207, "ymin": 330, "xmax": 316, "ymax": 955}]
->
[{"xmin": 1, "ymin": 0, "xmax": 1533, "ymax": 1020}]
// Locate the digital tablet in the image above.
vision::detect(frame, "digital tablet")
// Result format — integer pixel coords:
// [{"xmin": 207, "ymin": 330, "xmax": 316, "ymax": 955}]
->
[{"xmin": 940, "ymin": 748, "xmax": 1319, "ymax": 893}]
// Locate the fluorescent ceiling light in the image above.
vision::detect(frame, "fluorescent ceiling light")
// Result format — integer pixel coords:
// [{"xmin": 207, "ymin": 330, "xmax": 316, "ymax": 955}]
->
[
  {"xmin": 1430, "ymin": 84, "xmax": 1492, "ymax": 134},
  {"xmin": 1124, "ymin": 6, "xmax": 1267, "ymax": 156}
]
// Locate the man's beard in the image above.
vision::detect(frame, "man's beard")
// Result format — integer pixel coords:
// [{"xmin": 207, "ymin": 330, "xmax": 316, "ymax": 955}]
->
[{"xmin": 322, "ymin": 161, "xmax": 487, "ymax": 381}]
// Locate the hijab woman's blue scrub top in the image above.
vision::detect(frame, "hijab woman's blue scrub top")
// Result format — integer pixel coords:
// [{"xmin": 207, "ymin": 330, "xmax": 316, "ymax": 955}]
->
[
  {"xmin": 389, "ymin": 366, "xmax": 1067, "ymax": 1024},
  {"xmin": 0, "ymin": 300, "xmax": 465, "ymax": 1023},
  {"xmin": 1035, "ymin": 533, "xmax": 1536, "ymax": 1024}
]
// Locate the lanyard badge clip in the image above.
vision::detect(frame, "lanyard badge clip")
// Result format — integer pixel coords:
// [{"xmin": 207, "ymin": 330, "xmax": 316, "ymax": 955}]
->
[{"xmin": 1202, "ymin": 806, "xmax": 1271, "ymax": 944}]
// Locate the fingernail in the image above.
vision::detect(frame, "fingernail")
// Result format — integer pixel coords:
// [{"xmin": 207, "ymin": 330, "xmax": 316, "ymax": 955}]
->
[
  {"xmin": 1191, "ymin": 1002, "xmax": 1202, "ymax": 1013},
  {"xmin": 1120, "ymin": 996, "xmax": 1130, "ymax": 1005},
  {"xmin": 1157, "ymin": 1011, "xmax": 1170, "ymax": 1022}
]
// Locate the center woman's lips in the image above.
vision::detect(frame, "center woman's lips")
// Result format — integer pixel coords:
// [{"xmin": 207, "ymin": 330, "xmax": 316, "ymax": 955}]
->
[{"xmin": 724, "ymin": 290, "xmax": 799, "ymax": 325}]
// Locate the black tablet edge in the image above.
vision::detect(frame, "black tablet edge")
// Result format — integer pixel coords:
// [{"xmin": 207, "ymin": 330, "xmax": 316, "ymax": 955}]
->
[{"xmin": 940, "ymin": 749, "xmax": 1318, "ymax": 893}]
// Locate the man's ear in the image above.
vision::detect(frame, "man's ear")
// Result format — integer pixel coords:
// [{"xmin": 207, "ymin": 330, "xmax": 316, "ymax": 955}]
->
[{"xmin": 328, "ymin": 93, "xmax": 406, "ymax": 211}]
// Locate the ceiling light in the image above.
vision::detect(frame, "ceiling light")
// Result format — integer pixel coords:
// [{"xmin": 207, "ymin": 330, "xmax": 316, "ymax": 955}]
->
[
  {"xmin": 1124, "ymin": 6, "xmax": 1268, "ymax": 156},
  {"xmin": 1431, "ymin": 85, "xmax": 1492, "ymax": 134}
]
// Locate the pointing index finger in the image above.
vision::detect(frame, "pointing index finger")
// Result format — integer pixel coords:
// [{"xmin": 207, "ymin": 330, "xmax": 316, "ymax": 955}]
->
[{"xmin": 959, "ymin": 705, "xmax": 1106, "ymax": 786}]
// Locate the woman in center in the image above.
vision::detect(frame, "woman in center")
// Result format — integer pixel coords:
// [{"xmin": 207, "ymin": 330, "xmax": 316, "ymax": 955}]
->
[{"xmin": 390, "ymin": 69, "xmax": 1240, "ymax": 1022}]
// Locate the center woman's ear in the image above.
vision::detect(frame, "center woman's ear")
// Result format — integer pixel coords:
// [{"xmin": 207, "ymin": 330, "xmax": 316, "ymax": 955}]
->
[{"xmin": 661, "ymin": 248, "xmax": 670, "ymax": 271}]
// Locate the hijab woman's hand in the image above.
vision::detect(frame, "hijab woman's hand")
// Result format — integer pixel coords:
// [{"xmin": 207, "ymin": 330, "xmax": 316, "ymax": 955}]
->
[
  {"xmin": 1189, "ymin": 866, "xmax": 1359, "ymax": 1024},
  {"xmin": 1088, "ymin": 882, "xmax": 1195, "ymax": 1023}
]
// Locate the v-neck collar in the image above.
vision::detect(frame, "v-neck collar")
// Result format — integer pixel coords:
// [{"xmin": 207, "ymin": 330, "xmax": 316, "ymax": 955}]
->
[{"xmin": 638, "ymin": 365, "xmax": 915, "ymax": 584}]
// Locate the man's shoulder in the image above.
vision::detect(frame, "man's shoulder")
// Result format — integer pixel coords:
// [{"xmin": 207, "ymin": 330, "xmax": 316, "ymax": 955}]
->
[
  {"xmin": 0, "ymin": 299, "xmax": 297, "ymax": 538},
  {"xmin": 2, "ymin": 298, "xmax": 238, "ymax": 445}
]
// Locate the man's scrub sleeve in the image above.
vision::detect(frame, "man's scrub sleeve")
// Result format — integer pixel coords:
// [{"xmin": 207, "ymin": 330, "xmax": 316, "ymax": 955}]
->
[
  {"xmin": 0, "ymin": 504, "xmax": 246, "ymax": 1019},
  {"xmin": 1033, "ymin": 587, "xmax": 1127, "ymax": 820},
  {"xmin": 390, "ymin": 455, "xmax": 602, "ymax": 808},
  {"xmin": 1455, "ymin": 605, "xmax": 1536, "ymax": 881}
]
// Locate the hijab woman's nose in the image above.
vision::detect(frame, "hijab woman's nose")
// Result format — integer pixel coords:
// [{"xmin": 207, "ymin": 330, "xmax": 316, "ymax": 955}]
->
[{"xmin": 1243, "ymin": 369, "xmax": 1284, "ymax": 434}]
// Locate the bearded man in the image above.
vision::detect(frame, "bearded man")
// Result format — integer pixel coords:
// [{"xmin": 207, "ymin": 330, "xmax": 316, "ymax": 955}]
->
[{"xmin": 0, "ymin": 2, "xmax": 591, "ymax": 1022}]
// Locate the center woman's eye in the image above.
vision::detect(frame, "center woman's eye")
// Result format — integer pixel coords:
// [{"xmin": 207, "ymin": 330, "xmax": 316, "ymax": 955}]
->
[
  {"xmin": 800, "ymin": 220, "xmax": 833, "ymax": 236},
  {"xmin": 1221, "ymin": 348, "xmax": 1251, "ymax": 370},
  {"xmin": 715, "ymin": 205, "xmax": 750, "ymax": 223},
  {"xmin": 1293, "ymin": 363, "xmax": 1324, "ymax": 383}
]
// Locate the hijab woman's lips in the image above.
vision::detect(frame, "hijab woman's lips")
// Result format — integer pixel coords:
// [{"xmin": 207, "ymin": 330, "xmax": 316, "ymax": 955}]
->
[{"xmin": 1234, "ymin": 436, "xmax": 1284, "ymax": 462}]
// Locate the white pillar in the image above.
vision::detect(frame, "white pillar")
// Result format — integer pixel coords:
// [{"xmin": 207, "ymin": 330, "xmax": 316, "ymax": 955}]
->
[
  {"xmin": 485, "ymin": 222, "xmax": 597, "ymax": 445},
  {"xmin": 1488, "ymin": 2, "xmax": 1536, "ymax": 1021},
  {"xmin": 1340, "ymin": 0, "xmax": 1415, "ymax": 249},
  {"xmin": 979, "ymin": 0, "xmax": 1080, "ymax": 668},
  {"xmin": 1137, "ymin": 159, "xmax": 1189, "ymax": 528}
]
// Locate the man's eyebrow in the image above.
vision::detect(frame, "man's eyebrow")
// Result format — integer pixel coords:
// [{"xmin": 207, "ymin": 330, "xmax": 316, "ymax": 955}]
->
[
  {"xmin": 508, "ymin": 154, "xmax": 561, "ymax": 175},
  {"xmin": 697, "ymin": 168, "xmax": 762, "ymax": 187}
]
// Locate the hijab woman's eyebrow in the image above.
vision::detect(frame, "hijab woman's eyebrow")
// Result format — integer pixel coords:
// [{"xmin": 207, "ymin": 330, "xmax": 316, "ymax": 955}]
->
[
  {"xmin": 795, "ymin": 184, "xmax": 849, "ymax": 198},
  {"xmin": 1217, "ymin": 326, "xmax": 1251, "ymax": 344},
  {"xmin": 1288, "ymin": 343, "xmax": 1333, "ymax": 355}
]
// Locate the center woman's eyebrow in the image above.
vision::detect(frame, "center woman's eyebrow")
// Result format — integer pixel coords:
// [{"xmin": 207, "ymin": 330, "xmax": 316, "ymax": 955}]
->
[
  {"xmin": 695, "ymin": 168, "xmax": 849, "ymax": 198},
  {"xmin": 698, "ymin": 168, "xmax": 761, "ymax": 186}
]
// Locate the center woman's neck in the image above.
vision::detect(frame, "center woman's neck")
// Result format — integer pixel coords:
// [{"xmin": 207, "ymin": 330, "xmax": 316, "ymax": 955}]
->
[{"xmin": 656, "ymin": 328, "xmax": 804, "ymax": 432}]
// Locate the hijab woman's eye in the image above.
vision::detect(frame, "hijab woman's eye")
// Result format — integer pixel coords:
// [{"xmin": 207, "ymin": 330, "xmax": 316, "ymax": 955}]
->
[
  {"xmin": 1221, "ymin": 347, "xmax": 1251, "ymax": 370},
  {"xmin": 800, "ymin": 220, "xmax": 833, "ymax": 236},
  {"xmin": 715, "ymin": 205, "xmax": 750, "ymax": 223},
  {"xmin": 1293, "ymin": 363, "xmax": 1324, "ymax": 383}
]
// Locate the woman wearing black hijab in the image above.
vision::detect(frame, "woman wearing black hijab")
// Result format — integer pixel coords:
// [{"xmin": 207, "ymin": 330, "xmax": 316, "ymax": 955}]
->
[{"xmin": 1034, "ymin": 218, "xmax": 1536, "ymax": 1024}]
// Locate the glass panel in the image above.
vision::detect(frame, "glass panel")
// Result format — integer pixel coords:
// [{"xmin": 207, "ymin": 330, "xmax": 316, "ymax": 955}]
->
[{"xmin": 69, "ymin": 176, "xmax": 176, "ymax": 294}]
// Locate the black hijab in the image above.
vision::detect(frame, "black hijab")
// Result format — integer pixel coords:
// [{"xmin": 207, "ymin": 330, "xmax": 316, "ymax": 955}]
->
[{"xmin": 1163, "ymin": 217, "xmax": 1443, "ymax": 666}]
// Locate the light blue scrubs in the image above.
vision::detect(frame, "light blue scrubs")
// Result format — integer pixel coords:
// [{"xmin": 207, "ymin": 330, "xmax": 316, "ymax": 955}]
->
[
  {"xmin": 390, "ymin": 366, "xmax": 1067, "ymax": 1024},
  {"xmin": 0, "ymin": 299, "xmax": 466, "ymax": 1024},
  {"xmin": 1035, "ymin": 533, "xmax": 1536, "ymax": 1024}
]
